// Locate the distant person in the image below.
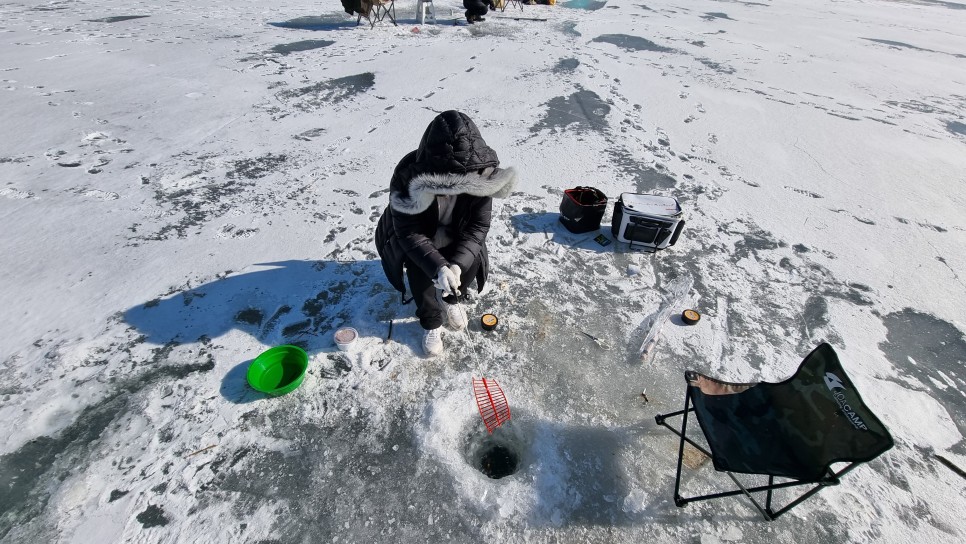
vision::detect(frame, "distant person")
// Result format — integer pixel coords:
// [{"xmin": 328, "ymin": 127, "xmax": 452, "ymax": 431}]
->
[
  {"xmin": 464, "ymin": 0, "xmax": 496, "ymax": 24},
  {"xmin": 374, "ymin": 111, "xmax": 517, "ymax": 356}
]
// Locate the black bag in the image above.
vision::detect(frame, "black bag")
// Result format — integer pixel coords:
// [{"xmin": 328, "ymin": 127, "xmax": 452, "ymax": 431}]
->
[{"xmin": 559, "ymin": 186, "xmax": 607, "ymax": 233}]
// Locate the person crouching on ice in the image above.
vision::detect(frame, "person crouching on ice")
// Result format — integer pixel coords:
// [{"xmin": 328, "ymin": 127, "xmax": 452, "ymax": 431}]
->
[
  {"xmin": 375, "ymin": 110, "xmax": 517, "ymax": 356},
  {"xmin": 464, "ymin": 0, "xmax": 495, "ymax": 24}
]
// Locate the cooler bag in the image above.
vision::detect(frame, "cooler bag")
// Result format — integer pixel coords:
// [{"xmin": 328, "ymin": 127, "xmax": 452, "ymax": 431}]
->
[
  {"xmin": 611, "ymin": 193, "xmax": 685, "ymax": 250},
  {"xmin": 559, "ymin": 186, "xmax": 608, "ymax": 234}
]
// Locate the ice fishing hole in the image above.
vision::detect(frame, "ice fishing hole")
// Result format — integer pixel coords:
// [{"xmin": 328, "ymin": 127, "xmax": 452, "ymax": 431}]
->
[
  {"xmin": 464, "ymin": 428, "xmax": 527, "ymax": 479},
  {"xmin": 478, "ymin": 443, "xmax": 519, "ymax": 479}
]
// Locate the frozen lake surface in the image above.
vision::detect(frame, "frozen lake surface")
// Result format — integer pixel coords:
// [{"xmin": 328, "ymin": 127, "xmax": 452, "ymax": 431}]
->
[{"xmin": 1, "ymin": 0, "xmax": 965, "ymax": 542}]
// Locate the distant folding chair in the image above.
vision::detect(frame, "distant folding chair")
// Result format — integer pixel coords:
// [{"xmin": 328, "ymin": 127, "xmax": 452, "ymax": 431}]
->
[
  {"xmin": 655, "ymin": 343, "xmax": 894, "ymax": 520},
  {"xmin": 374, "ymin": 0, "xmax": 397, "ymax": 25},
  {"xmin": 356, "ymin": 0, "xmax": 397, "ymax": 28},
  {"xmin": 499, "ymin": 0, "xmax": 525, "ymax": 12}
]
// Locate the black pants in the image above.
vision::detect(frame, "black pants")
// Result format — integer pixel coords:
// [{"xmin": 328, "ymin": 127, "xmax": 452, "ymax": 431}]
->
[
  {"xmin": 406, "ymin": 257, "xmax": 480, "ymax": 330},
  {"xmin": 464, "ymin": 0, "xmax": 489, "ymax": 19}
]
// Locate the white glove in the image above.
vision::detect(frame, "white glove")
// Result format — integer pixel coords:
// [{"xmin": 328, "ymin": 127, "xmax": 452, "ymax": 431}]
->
[
  {"xmin": 434, "ymin": 265, "xmax": 461, "ymax": 296},
  {"xmin": 447, "ymin": 264, "xmax": 461, "ymax": 287}
]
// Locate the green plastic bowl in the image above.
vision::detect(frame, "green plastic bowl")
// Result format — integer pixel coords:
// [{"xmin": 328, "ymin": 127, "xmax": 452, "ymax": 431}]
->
[{"xmin": 246, "ymin": 345, "xmax": 308, "ymax": 396}]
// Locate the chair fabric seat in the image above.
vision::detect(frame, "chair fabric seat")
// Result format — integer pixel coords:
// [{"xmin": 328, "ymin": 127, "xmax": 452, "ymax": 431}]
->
[{"xmin": 688, "ymin": 343, "xmax": 894, "ymax": 481}]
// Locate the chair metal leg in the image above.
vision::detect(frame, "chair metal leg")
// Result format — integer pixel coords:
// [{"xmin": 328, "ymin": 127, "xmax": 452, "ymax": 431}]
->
[
  {"xmin": 672, "ymin": 387, "xmax": 692, "ymax": 507},
  {"xmin": 386, "ymin": 3, "xmax": 397, "ymax": 26},
  {"xmin": 656, "ymin": 392, "xmax": 862, "ymax": 521},
  {"xmin": 765, "ymin": 474, "xmax": 775, "ymax": 514},
  {"xmin": 683, "ymin": 467, "xmax": 854, "ymax": 520},
  {"xmin": 766, "ymin": 463, "xmax": 854, "ymax": 520},
  {"xmin": 655, "ymin": 406, "xmax": 711, "ymax": 459},
  {"xmin": 726, "ymin": 471, "xmax": 774, "ymax": 521},
  {"xmin": 654, "ymin": 407, "xmax": 690, "ymax": 424}
]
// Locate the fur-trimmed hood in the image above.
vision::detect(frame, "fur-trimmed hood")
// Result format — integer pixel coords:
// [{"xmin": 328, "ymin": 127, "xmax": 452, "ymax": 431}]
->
[
  {"xmin": 386, "ymin": 110, "xmax": 516, "ymax": 215},
  {"xmin": 390, "ymin": 166, "xmax": 517, "ymax": 214}
]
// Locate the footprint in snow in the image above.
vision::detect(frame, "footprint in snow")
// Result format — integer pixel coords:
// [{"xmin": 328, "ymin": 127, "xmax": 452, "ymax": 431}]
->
[{"xmin": 784, "ymin": 186, "xmax": 823, "ymax": 199}]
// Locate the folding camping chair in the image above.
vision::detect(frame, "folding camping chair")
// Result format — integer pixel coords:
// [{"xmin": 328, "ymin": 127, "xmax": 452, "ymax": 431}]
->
[
  {"xmin": 654, "ymin": 343, "xmax": 894, "ymax": 520},
  {"xmin": 356, "ymin": 0, "xmax": 397, "ymax": 28},
  {"xmin": 498, "ymin": 0, "xmax": 525, "ymax": 12}
]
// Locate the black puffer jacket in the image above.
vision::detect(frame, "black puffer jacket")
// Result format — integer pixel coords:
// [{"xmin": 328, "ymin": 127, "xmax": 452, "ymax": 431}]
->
[{"xmin": 375, "ymin": 111, "xmax": 517, "ymax": 296}]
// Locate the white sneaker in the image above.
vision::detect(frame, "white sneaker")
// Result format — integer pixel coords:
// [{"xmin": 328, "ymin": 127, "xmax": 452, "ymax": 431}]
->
[
  {"xmin": 423, "ymin": 327, "xmax": 443, "ymax": 356},
  {"xmin": 445, "ymin": 302, "xmax": 468, "ymax": 331}
]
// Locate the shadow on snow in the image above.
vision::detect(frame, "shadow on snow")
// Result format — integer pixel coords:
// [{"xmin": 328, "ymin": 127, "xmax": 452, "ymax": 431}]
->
[{"xmin": 124, "ymin": 259, "xmax": 398, "ymax": 403}]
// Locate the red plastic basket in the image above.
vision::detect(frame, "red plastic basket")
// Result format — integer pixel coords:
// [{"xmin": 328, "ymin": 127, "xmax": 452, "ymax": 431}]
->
[{"xmin": 472, "ymin": 377, "xmax": 511, "ymax": 433}]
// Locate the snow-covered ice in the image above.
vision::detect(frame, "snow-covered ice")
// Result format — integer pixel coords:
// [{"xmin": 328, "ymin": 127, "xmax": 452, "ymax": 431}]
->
[{"xmin": 1, "ymin": 0, "xmax": 965, "ymax": 542}]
